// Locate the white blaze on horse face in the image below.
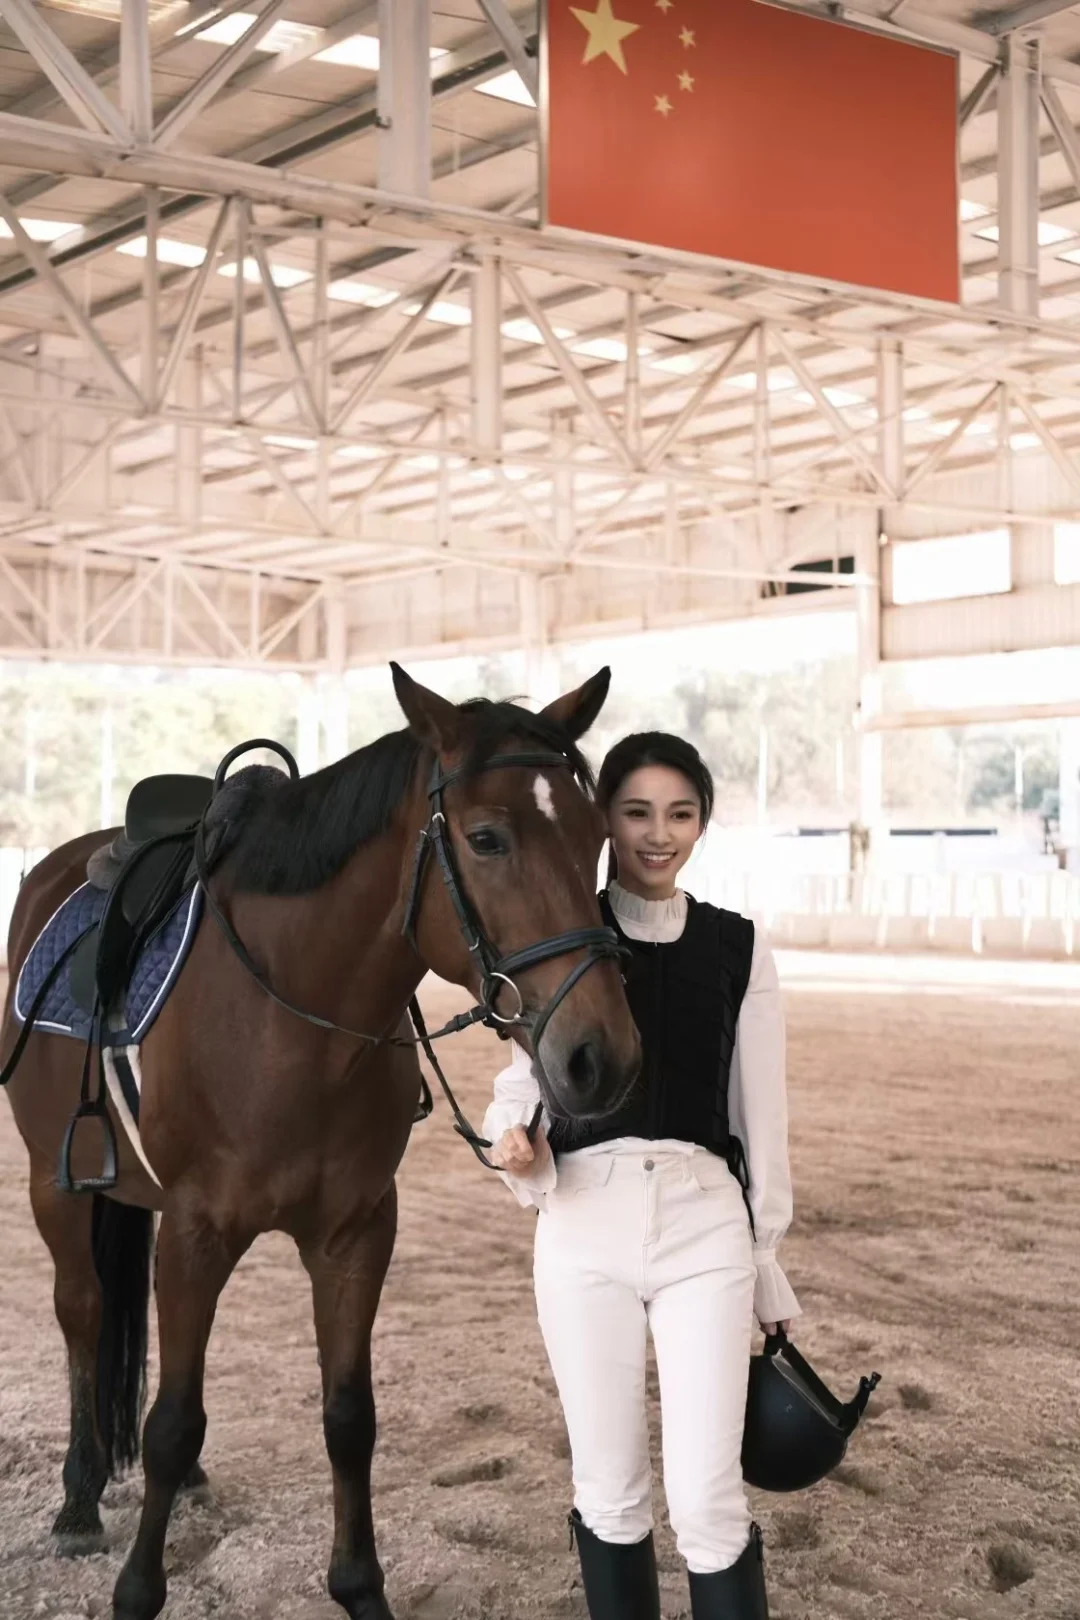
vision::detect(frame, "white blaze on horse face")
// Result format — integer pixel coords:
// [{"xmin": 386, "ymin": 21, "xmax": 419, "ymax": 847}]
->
[{"xmin": 533, "ymin": 773, "xmax": 557, "ymax": 822}]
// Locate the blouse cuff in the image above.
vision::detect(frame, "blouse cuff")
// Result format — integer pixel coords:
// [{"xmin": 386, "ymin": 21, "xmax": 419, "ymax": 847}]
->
[
  {"xmin": 752, "ymin": 1247, "xmax": 802, "ymax": 1327},
  {"xmin": 482, "ymin": 1101, "xmax": 556, "ymax": 1210}
]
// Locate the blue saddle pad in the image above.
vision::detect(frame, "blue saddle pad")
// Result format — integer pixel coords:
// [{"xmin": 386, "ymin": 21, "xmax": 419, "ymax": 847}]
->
[{"xmin": 14, "ymin": 881, "xmax": 203, "ymax": 1048}]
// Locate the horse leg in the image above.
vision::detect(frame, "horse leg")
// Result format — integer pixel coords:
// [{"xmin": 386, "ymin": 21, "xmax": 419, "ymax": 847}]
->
[
  {"xmin": 112, "ymin": 1204, "xmax": 244, "ymax": 1620},
  {"xmin": 30, "ymin": 1172, "xmax": 108, "ymax": 1554},
  {"xmin": 302, "ymin": 1187, "xmax": 398, "ymax": 1620}
]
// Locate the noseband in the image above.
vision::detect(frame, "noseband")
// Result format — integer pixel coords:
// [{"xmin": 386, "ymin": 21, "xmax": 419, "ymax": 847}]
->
[{"xmin": 401, "ymin": 751, "xmax": 624, "ymax": 1056}]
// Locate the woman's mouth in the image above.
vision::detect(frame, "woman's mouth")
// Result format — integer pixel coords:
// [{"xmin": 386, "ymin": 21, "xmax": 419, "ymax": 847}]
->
[{"xmin": 637, "ymin": 851, "xmax": 676, "ymax": 869}]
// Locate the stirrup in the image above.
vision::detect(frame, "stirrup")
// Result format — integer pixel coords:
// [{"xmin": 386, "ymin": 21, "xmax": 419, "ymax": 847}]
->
[{"xmin": 56, "ymin": 1097, "xmax": 119, "ymax": 1193}]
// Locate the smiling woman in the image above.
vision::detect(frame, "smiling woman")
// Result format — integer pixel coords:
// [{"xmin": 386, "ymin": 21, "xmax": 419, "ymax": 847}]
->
[{"xmin": 483, "ymin": 727, "xmax": 798, "ymax": 1620}]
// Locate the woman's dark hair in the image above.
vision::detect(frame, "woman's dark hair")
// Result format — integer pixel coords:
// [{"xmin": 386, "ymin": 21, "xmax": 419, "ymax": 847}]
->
[{"xmin": 596, "ymin": 732, "xmax": 714, "ymax": 884}]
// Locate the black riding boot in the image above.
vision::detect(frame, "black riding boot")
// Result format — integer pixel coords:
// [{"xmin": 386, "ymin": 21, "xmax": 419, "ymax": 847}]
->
[
  {"xmin": 569, "ymin": 1509, "xmax": 661, "ymax": 1620},
  {"xmin": 687, "ymin": 1523, "xmax": 769, "ymax": 1620}
]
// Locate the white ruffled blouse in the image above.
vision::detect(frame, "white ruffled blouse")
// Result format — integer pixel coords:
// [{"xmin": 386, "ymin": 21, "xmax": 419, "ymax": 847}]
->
[{"xmin": 481, "ymin": 880, "xmax": 801, "ymax": 1328}]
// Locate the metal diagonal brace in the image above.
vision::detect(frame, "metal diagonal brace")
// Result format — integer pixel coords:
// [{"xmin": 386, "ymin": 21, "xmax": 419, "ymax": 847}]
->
[
  {"xmin": 0, "ymin": 0, "xmax": 132, "ymax": 143},
  {"xmin": 0, "ymin": 192, "xmax": 143, "ymax": 408},
  {"xmin": 477, "ymin": 0, "xmax": 538, "ymax": 102},
  {"xmin": 503, "ymin": 264, "xmax": 635, "ymax": 469}
]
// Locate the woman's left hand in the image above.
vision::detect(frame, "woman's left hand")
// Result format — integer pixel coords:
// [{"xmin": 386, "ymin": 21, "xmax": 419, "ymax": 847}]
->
[{"xmin": 760, "ymin": 1319, "xmax": 792, "ymax": 1336}]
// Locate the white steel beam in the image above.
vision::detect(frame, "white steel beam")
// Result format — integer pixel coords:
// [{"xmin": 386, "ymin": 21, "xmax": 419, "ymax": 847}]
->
[
  {"xmin": 877, "ymin": 339, "xmax": 905, "ymax": 502},
  {"xmin": 998, "ymin": 33, "xmax": 1042, "ymax": 318},
  {"xmin": 120, "ymin": 0, "xmax": 153, "ymax": 143},
  {"xmin": 960, "ymin": 65, "xmax": 1000, "ymax": 131},
  {"xmin": 377, "ymin": 0, "xmax": 431, "ymax": 198},
  {"xmin": 470, "ymin": 254, "xmax": 503, "ymax": 456}
]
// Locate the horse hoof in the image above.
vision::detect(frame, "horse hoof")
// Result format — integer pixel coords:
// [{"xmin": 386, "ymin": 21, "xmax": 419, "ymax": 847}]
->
[
  {"xmin": 54, "ymin": 1527, "xmax": 108, "ymax": 1558},
  {"xmin": 113, "ymin": 1565, "xmax": 167, "ymax": 1620}
]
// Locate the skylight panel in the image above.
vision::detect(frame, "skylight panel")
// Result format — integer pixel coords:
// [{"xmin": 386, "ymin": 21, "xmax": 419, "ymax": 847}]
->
[
  {"xmin": 572, "ymin": 338, "xmax": 652, "ymax": 362},
  {"xmin": 315, "ymin": 34, "xmax": 449, "ymax": 68},
  {"xmin": 117, "ymin": 236, "xmax": 207, "ymax": 268},
  {"xmin": 976, "ymin": 221, "xmax": 1074, "ymax": 246},
  {"xmin": 475, "ymin": 70, "xmax": 536, "ymax": 107},
  {"xmin": 218, "ymin": 258, "xmax": 311, "ymax": 288},
  {"xmin": 327, "ymin": 280, "xmax": 398, "ymax": 306},
  {"xmin": 196, "ymin": 12, "xmax": 320, "ymax": 52},
  {"xmin": 0, "ymin": 218, "xmax": 79, "ymax": 242},
  {"xmin": 502, "ymin": 318, "xmax": 575, "ymax": 344}
]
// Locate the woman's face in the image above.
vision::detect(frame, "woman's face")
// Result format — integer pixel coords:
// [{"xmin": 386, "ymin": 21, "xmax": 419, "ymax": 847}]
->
[{"xmin": 606, "ymin": 764, "xmax": 703, "ymax": 900}]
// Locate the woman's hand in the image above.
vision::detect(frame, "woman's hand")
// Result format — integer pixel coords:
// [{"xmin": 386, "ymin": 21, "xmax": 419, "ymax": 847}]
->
[
  {"xmin": 760, "ymin": 1319, "xmax": 792, "ymax": 1336},
  {"xmin": 490, "ymin": 1124, "xmax": 553, "ymax": 1177}
]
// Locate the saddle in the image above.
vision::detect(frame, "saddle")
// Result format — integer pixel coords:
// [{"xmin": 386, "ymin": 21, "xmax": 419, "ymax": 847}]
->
[
  {"xmin": 72, "ymin": 774, "xmax": 214, "ymax": 1020},
  {"xmin": 54, "ymin": 774, "xmax": 214, "ymax": 1195}
]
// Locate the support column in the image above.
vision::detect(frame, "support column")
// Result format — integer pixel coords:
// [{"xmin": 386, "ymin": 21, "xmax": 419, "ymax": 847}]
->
[
  {"xmin": 854, "ymin": 524, "xmax": 885, "ymax": 863},
  {"xmin": 519, "ymin": 575, "xmax": 560, "ymax": 708},
  {"xmin": 470, "ymin": 253, "xmax": 502, "ymax": 458},
  {"xmin": 877, "ymin": 338, "xmax": 904, "ymax": 505},
  {"xmin": 1060, "ymin": 718, "xmax": 1080, "ymax": 872},
  {"xmin": 998, "ymin": 33, "xmax": 1042, "ymax": 318},
  {"xmin": 176, "ymin": 347, "xmax": 202, "ymax": 529},
  {"xmin": 377, "ymin": 0, "xmax": 431, "ymax": 197}
]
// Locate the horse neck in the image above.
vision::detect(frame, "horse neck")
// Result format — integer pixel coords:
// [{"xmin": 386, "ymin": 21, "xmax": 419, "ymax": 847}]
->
[{"xmin": 239, "ymin": 813, "xmax": 426, "ymax": 1036}]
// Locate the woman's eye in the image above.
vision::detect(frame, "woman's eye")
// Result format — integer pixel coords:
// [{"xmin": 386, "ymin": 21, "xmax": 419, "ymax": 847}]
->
[{"xmin": 466, "ymin": 829, "xmax": 505, "ymax": 856}]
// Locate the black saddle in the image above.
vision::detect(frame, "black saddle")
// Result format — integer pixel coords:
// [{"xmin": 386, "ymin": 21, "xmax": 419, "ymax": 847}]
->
[{"xmin": 70, "ymin": 774, "xmax": 214, "ymax": 1020}]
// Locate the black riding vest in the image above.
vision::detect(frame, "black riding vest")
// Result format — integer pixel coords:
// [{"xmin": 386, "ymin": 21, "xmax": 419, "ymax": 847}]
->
[{"xmin": 546, "ymin": 893, "xmax": 756, "ymax": 1175}]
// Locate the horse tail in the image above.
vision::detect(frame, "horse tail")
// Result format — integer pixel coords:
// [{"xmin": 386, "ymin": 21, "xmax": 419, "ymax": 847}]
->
[{"xmin": 91, "ymin": 1195, "xmax": 153, "ymax": 1476}]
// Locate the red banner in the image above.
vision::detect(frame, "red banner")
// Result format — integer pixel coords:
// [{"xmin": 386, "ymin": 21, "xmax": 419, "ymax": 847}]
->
[{"xmin": 544, "ymin": 0, "xmax": 959, "ymax": 303}]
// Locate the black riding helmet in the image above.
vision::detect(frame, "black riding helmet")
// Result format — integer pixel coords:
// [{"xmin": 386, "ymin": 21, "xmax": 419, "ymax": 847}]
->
[{"xmin": 742, "ymin": 1328, "xmax": 881, "ymax": 1493}]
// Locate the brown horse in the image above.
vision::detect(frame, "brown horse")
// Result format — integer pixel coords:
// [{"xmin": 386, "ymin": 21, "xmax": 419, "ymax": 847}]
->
[{"xmin": 0, "ymin": 665, "xmax": 640, "ymax": 1620}]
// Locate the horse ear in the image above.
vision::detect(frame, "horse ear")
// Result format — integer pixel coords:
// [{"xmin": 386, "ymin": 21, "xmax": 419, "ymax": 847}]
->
[
  {"xmin": 390, "ymin": 663, "xmax": 463, "ymax": 753},
  {"xmin": 539, "ymin": 667, "xmax": 611, "ymax": 740}
]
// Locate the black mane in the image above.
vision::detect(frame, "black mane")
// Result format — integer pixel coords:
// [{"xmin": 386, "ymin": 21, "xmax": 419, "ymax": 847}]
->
[{"xmin": 227, "ymin": 699, "xmax": 594, "ymax": 896}]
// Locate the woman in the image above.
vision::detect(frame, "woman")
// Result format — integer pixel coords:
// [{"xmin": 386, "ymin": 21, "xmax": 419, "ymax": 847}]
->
[{"xmin": 483, "ymin": 732, "xmax": 799, "ymax": 1620}]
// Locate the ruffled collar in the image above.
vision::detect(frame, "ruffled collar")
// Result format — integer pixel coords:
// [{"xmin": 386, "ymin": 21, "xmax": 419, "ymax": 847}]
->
[{"xmin": 608, "ymin": 879, "xmax": 688, "ymax": 931}]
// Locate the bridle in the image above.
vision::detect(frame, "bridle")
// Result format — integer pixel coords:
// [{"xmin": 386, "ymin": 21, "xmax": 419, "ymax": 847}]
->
[
  {"xmin": 192, "ymin": 740, "xmax": 626, "ymax": 1168},
  {"xmin": 402, "ymin": 751, "xmax": 624, "ymax": 1055}
]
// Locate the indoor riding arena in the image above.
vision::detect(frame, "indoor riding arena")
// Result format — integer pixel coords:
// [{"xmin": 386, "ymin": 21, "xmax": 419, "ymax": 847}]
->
[{"xmin": 1, "ymin": 3, "xmax": 1079, "ymax": 1620}]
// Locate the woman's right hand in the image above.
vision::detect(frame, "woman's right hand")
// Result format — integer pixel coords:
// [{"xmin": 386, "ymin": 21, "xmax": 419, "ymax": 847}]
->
[{"xmin": 490, "ymin": 1123, "xmax": 552, "ymax": 1177}]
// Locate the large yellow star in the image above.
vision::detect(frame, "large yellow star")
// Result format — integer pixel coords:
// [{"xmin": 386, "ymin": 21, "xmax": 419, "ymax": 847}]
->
[{"xmin": 570, "ymin": 0, "xmax": 641, "ymax": 74}]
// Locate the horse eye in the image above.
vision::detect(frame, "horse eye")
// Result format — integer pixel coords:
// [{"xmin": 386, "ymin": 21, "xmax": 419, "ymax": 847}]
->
[{"xmin": 466, "ymin": 828, "xmax": 505, "ymax": 856}]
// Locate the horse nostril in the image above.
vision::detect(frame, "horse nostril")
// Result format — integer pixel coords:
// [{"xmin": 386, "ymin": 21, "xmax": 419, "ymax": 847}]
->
[{"xmin": 567, "ymin": 1040, "xmax": 601, "ymax": 1096}]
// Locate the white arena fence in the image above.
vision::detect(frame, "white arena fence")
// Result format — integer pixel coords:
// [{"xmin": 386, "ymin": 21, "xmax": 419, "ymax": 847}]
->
[{"xmin": 2, "ymin": 831, "xmax": 1079, "ymax": 966}]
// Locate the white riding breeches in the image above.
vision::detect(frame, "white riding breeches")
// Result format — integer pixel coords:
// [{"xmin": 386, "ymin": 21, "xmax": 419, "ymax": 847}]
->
[{"xmin": 533, "ymin": 1147, "xmax": 757, "ymax": 1575}]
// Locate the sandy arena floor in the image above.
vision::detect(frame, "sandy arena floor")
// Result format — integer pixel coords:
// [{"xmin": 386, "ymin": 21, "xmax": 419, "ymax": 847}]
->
[{"xmin": 1, "ymin": 955, "xmax": 1078, "ymax": 1620}]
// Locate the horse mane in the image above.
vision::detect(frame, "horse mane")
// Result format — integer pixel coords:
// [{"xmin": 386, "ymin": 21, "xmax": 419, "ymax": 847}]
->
[{"xmin": 226, "ymin": 699, "xmax": 595, "ymax": 896}]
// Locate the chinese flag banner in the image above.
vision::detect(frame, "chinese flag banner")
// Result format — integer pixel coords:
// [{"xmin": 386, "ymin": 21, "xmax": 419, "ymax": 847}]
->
[{"xmin": 544, "ymin": 0, "xmax": 959, "ymax": 303}]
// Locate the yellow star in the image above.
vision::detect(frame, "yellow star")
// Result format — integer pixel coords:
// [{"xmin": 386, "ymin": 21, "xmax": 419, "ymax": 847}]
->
[
  {"xmin": 680, "ymin": 26, "xmax": 696, "ymax": 46},
  {"xmin": 655, "ymin": 0, "xmax": 674, "ymax": 10},
  {"xmin": 570, "ymin": 0, "xmax": 641, "ymax": 74},
  {"xmin": 678, "ymin": 70, "xmax": 694, "ymax": 91},
  {"xmin": 655, "ymin": 94, "xmax": 672, "ymax": 115}
]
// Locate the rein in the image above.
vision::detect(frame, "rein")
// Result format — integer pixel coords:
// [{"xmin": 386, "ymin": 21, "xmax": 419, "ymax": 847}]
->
[{"xmin": 193, "ymin": 742, "xmax": 625, "ymax": 1170}]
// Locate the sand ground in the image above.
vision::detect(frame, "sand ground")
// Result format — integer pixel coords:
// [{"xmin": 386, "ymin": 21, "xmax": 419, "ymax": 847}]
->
[{"xmin": 1, "ymin": 956, "xmax": 1078, "ymax": 1620}]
